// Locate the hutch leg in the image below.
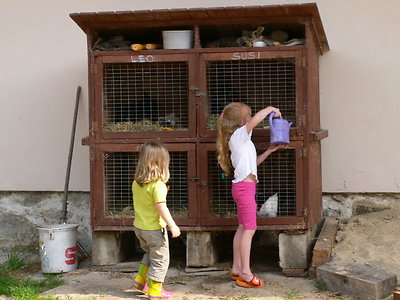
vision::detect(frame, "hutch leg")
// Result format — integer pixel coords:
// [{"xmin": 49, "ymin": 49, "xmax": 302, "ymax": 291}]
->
[
  {"xmin": 278, "ymin": 225, "xmax": 319, "ymax": 276},
  {"xmin": 186, "ymin": 232, "xmax": 218, "ymax": 267},
  {"xmin": 92, "ymin": 231, "xmax": 131, "ymax": 266}
]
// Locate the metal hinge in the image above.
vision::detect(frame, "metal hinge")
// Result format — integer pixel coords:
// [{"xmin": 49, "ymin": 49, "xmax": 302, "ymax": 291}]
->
[
  {"xmin": 303, "ymin": 206, "xmax": 308, "ymax": 217},
  {"xmin": 90, "ymin": 63, "xmax": 97, "ymax": 74},
  {"xmin": 301, "ymin": 57, "xmax": 306, "ymax": 68},
  {"xmin": 90, "ymin": 121, "xmax": 97, "ymax": 136},
  {"xmin": 300, "ymin": 147, "xmax": 307, "ymax": 158},
  {"xmin": 298, "ymin": 114, "xmax": 306, "ymax": 127}
]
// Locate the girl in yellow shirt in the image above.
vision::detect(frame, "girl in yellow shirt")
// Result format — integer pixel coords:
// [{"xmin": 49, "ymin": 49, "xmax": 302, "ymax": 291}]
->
[{"xmin": 132, "ymin": 141, "xmax": 180, "ymax": 299}]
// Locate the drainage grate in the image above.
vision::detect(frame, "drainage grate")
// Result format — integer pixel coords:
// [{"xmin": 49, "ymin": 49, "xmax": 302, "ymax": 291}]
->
[
  {"xmin": 206, "ymin": 58, "xmax": 296, "ymax": 130},
  {"xmin": 104, "ymin": 151, "xmax": 188, "ymax": 218},
  {"xmin": 103, "ymin": 62, "xmax": 189, "ymax": 132}
]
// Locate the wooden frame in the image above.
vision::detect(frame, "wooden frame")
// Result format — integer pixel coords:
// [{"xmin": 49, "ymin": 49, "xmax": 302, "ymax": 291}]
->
[{"xmin": 72, "ymin": 3, "xmax": 329, "ymax": 232}]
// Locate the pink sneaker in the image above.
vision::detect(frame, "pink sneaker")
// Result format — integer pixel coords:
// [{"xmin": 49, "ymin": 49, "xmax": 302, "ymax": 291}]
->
[{"xmin": 144, "ymin": 282, "xmax": 174, "ymax": 297}]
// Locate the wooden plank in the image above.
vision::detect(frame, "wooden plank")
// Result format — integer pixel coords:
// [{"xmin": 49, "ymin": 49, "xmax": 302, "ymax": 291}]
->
[
  {"xmin": 95, "ymin": 11, "xmax": 119, "ymax": 23},
  {"xmin": 132, "ymin": 10, "xmax": 156, "ymax": 22},
  {"xmin": 113, "ymin": 11, "xmax": 138, "ymax": 23},
  {"xmin": 187, "ymin": 7, "xmax": 210, "ymax": 19},
  {"xmin": 311, "ymin": 218, "xmax": 338, "ymax": 270},
  {"xmin": 222, "ymin": 6, "xmax": 245, "ymax": 19},
  {"xmin": 202, "ymin": 7, "xmax": 228, "ymax": 20},
  {"xmin": 168, "ymin": 9, "xmax": 192, "ymax": 21},
  {"xmin": 242, "ymin": 6, "xmax": 266, "ymax": 18},
  {"xmin": 92, "ymin": 224, "xmax": 308, "ymax": 232},
  {"xmin": 317, "ymin": 262, "xmax": 397, "ymax": 300},
  {"xmin": 150, "ymin": 9, "xmax": 174, "ymax": 21},
  {"xmin": 260, "ymin": 5, "xmax": 284, "ymax": 17}
]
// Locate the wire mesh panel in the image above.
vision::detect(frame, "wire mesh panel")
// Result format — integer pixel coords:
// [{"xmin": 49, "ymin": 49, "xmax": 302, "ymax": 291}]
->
[
  {"xmin": 207, "ymin": 149, "xmax": 296, "ymax": 218},
  {"xmin": 104, "ymin": 152, "xmax": 137, "ymax": 217},
  {"xmin": 256, "ymin": 149, "xmax": 297, "ymax": 217},
  {"xmin": 207, "ymin": 151, "xmax": 235, "ymax": 217},
  {"xmin": 102, "ymin": 62, "xmax": 189, "ymax": 132},
  {"xmin": 104, "ymin": 151, "xmax": 189, "ymax": 218},
  {"xmin": 206, "ymin": 58, "xmax": 296, "ymax": 129}
]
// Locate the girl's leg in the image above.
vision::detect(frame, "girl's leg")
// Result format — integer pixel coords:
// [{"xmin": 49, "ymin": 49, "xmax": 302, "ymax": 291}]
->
[
  {"xmin": 146, "ymin": 229, "xmax": 169, "ymax": 282},
  {"xmin": 238, "ymin": 229, "xmax": 256, "ymax": 282},
  {"xmin": 132, "ymin": 227, "xmax": 150, "ymax": 290},
  {"xmin": 232, "ymin": 225, "xmax": 243, "ymax": 275},
  {"xmin": 145, "ymin": 229, "xmax": 173, "ymax": 299},
  {"xmin": 231, "ymin": 181, "xmax": 258, "ymax": 283}
]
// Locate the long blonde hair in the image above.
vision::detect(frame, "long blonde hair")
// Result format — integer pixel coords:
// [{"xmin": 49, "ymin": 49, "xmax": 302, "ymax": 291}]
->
[
  {"xmin": 134, "ymin": 141, "xmax": 170, "ymax": 186},
  {"xmin": 216, "ymin": 102, "xmax": 251, "ymax": 176}
]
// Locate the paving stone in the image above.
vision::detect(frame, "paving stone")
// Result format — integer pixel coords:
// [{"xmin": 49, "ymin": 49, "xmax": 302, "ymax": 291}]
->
[
  {"xmin": 394, "ymin": 286, "xmax": 400, "ymax": 300},
  {"xmin": 186, "ymin": 232, "xmax": 217, "ymax": 267},
  {"xmin": 317, "ymin": 262, "xmax": 397, "ymax": 300}
]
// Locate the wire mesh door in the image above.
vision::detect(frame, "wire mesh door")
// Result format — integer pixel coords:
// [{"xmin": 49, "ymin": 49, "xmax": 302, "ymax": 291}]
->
[
  {"xmin": 97, "ymin": 54, "xmax": 196, "ymax": 139},
  {"xmin": 93, "ymin": 143, "xmax": 197, "ymax": 227},
  {"xmin": 198, "ymin": 50, "xmax": 302, "ymax": 137},
  {"xmin": 199, "ymin": 144, "xmax": 303, "ymax": 227}
]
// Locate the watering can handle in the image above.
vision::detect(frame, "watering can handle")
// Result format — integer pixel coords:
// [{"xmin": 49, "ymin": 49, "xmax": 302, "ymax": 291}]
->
[{"xmin": 269, "ymin": 112, "xmax": 280, "ymax": 126}]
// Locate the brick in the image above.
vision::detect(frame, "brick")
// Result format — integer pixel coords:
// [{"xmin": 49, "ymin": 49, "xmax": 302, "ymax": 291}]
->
[
  {"xmin": 282, "ymin": 268, "xmax": 307, "ymax": 277},
  {"xmin": 186, "ymin": 232, "xmax": 217, "ymax": 267},
  {"xmin": 311, "ymin": 218, "xmax": 338, "ymax": 269},
  {"xmin": 279, "ymin": 226, "xmax": 319, "ymax": 271},
  {"xmin": 394, "ymin": 290, "xmax": 400, "ymax": 300},
  {"xmin": 317, "ymin": 262, "xmax": 397, "ymax": 300},
  {"xmin": 394, "ymin": 287, "xmax": 400, "ymax": 300}
]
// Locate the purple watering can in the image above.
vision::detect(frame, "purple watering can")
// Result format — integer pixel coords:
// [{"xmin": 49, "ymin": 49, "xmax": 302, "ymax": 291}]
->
[{"xmin": 269, "ymin": 112, "xmax": 293, "ymax": 144}]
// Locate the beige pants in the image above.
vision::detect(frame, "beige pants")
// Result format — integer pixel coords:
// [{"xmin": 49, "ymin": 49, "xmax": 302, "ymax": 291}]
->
[{"xmin": 133, "ymin": 226, "xmax": 170, "ymax": 282}]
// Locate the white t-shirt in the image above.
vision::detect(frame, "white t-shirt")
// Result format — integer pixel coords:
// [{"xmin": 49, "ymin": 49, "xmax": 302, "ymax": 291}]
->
[{"xmin": 229, "ymin": 124, "xmax": 258, "ymax": 183}]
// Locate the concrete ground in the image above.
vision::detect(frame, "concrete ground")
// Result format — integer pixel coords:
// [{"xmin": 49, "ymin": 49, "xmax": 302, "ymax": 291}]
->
[{"xmin": 38, "ymin": 247, "xmax": 353, "ymax": 300}]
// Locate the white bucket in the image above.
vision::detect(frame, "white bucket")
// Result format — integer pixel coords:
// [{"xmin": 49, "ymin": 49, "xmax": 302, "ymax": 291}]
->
[
  {"xmin": 162, "ymin": 30, "xmax": 193, "ymax": 49},
  {"xmin": 38, "ymin": 224, "xmax": 79, "ymax": 273}
]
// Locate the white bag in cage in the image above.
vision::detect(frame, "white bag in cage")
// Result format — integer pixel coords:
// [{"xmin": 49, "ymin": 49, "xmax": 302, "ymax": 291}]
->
[{"xmin": 257, "ymin": 193, "xmax": 278, "ymax": 217}]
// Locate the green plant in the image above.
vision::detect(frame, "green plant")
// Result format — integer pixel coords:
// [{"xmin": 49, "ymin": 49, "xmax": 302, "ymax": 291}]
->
[
  {"xmin": 6, "ymin": 250, "xmax": 28, "ymax": 271},
  {"xmin": 0, "ymin": 257, "xmax": 63, "ymax": 300},
  {"xmin": 314, "ymin": 279, "xmax": 327, "ymax": 291},
  {"xmin": 285, "ymin": 288, "xmax": 300, "ymax": 300}
]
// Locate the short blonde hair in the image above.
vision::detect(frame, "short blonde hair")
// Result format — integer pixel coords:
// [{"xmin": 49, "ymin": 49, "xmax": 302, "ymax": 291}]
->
[
  {"xmin": 134, "ymin": 142, "xmax": 170, "ymax": 186},
  {"xmin": 216, "ymin": 102, "xmax": 251, "ymax": 175}
]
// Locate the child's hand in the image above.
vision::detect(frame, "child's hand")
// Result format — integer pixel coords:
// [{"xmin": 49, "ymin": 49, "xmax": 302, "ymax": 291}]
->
[
  {"xmin": 268, "ymin": 106, "xmax": 281, "ymax": 118},
  {"xmin": 169, "ymin": 224, "xmax": 181, "ymax": 238},
  {"xmin": 268, "ymin": 143, "xmax": 284, "ymax": 153}
]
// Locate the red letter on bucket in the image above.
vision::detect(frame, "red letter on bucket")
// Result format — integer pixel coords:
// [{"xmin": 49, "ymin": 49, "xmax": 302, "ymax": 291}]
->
[{"xmin": 65, "ymin": 245, "xmax": 77, "ymax": 265}]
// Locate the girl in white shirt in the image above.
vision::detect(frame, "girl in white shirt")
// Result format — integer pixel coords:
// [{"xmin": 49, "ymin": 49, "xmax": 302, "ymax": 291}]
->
[{"xmin": 216, "ymin": 102, "xmax": 282, "ymax": 288}]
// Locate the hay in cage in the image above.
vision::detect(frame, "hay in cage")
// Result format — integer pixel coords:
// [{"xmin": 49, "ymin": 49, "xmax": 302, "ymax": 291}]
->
[
  {"xmin": 103, "ymin": 119, "xmax": 185, "ymax": 132},
  {"xmin": 207, "ymin": 114, "xmax": 220, "ymax": 130}
]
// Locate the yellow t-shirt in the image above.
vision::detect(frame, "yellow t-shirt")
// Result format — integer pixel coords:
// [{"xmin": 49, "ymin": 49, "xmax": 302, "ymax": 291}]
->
[{"xmin": 132, "ymin": 180, "xmax": 168, "ymax": 230}]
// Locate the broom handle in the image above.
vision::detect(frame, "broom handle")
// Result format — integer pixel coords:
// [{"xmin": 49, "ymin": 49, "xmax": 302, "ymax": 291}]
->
[{"xmin": 61, "ymin": 86, "xmax": 81, "ymax": 224}]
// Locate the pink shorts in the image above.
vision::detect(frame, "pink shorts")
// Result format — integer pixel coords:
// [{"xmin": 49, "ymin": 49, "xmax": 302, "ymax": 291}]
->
[{"xmin": 232, "ymin": 181, "xmax": 257, "ymax": 230}]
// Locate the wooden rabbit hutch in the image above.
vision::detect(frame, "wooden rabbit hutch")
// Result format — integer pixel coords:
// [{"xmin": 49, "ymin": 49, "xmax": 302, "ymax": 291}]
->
[{"xmin": 71, "ymin": 3, "xmax": 329, "ymax": 269}]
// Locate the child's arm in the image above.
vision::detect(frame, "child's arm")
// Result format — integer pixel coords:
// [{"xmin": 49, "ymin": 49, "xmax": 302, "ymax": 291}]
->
[
  {"xmin": 246, "ymin": 106, "xmax": 281, "ymax": 133},
  {"xmin": 155, "ymin": 202, "xmax": 181, "ymax": 238},
  {"xmin": 257, "ymin": 144, "xmax": 283, "ymax": 166}
]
